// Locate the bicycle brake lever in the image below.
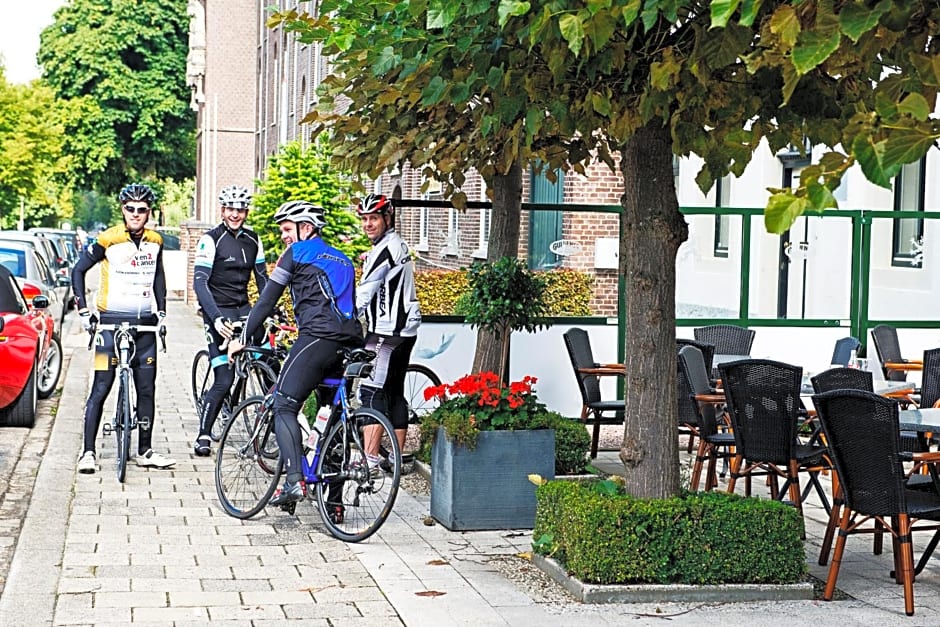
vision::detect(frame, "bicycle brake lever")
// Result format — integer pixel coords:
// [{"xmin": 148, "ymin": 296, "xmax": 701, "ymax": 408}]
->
[{"xmin": 159, "ymin": 325, "xmax": 167, "ymax": 353}]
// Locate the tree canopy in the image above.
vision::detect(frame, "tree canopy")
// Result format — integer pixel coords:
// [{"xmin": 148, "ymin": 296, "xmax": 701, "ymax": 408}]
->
[
  {"xmin": 38, "ymin": 0, "xmax": 195, "ymax": 195},
  {"xmin": 275, "ymin": 0, "xmax": 940, "ymax": 498},
  {"xmin": 249, "ymin": 141, "xmax": 370, "ymax": 261},
  {"xmin": 0, "ymin": 75, "xmax": 70, "ymax": 229}
]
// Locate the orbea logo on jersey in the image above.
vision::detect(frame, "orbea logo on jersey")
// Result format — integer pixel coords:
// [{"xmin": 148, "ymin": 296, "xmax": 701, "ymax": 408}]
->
[{"xmin": 130, "ymin": 253, "xmax": 156, "ymax": 268}]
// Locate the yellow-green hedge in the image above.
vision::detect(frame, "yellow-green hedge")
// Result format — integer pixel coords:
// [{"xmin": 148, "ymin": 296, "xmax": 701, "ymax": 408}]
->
[
  {"xmin": 248, "ymin": 265, "xmax": 595, "ymax": 318},
  {"xmin": 416, "ymin": 268, "xmax": 593, "ymax": 316}
]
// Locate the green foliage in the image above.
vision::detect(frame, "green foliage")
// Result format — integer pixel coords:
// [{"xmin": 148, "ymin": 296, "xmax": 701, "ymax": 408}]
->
[
  {"xmin": 533, "ymin": 481, "xmax": 806, "ymax": 585},
  {"xmin": 249, "ymin": 140, "xmax": 370, "ymax": 261},
  {"xmin": 0, "ymin": 78, "xmax": 70, "ymax": 229},
  {"xmin": 38, "ymin": 0, "xmax": 195, "ymax": 194},
  {"xmin": 459, "ymin": 257, "xmax": 548, "ymax": 333},
  {"xmin": 541, "ymin": 412, "xmax": 591, "ymax": 475},
  {"xmin": 416, "ymin": 267, "xmax": 592, "ymax": 316}
]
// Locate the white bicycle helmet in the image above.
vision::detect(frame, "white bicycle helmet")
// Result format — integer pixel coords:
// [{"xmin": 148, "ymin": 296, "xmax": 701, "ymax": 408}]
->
[
  {"xmin": 356, "ymin": 193, "xmax": 394, "ymax": 216},
  {"xmin": 273, "ymin": 200, "xmax": 326, "ymax": 230},
  {"xmin": 218, "ymin": 185, "xmax": 252, "ymax": 209}
]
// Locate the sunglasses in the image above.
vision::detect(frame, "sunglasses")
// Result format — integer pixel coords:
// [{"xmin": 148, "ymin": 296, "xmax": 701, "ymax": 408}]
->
[{"xmin": 123, "ymin": 205, "xmax": 150, "ymax": 215}]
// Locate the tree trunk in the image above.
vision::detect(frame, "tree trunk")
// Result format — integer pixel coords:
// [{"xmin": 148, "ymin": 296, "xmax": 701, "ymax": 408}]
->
[
  {"xmin": 618, "ymin": 122, "xmax": 688, "ymax": 499},
  {"xmin": 471, "ymin": 160, "xmax": 523, "ymax": 378}
]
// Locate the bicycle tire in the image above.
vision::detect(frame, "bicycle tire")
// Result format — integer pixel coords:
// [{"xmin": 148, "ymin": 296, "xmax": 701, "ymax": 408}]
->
[
  {"xmin": 116, "ymin": 369, "xmax": 132, "ymax": 483},
  {"xmin": 401, "ymin": 363, "xmax": 441, "ymax": 458},
  {"xmin": 191, "ymin": 348, "xmax": 212, "ymax": 415},
  {"xmin": 215, "ymin": 357, "xmax": 278, "ymax": 443},
  {"xmin": 215, "ymin": 395, "xmax": 282, "ymax": 519},
  {"xmin": 314, "ymin": 408, "xmax": 400, "ymax": 542}
]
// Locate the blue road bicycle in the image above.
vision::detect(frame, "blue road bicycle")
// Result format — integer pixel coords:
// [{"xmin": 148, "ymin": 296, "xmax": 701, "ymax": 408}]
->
[{"xmin": 214, "ymin": 347, "xmax": 401, "ymax": 542}]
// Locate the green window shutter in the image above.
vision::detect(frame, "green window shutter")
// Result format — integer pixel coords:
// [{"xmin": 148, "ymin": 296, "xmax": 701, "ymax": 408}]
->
[{"xmin": 528, "ymin": 168, "xmax": 564, "ymax": 269}]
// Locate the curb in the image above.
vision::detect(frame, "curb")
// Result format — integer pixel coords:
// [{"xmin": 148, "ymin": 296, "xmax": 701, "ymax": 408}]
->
[{"xmin": 531, "ymin": 553, "xmax": 814, "ymax": 604}]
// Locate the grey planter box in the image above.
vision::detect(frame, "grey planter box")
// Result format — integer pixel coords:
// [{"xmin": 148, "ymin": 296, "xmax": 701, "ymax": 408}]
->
[{"xmin": 430, "ymin": 426, "xmax": 555, "ymax": 530}]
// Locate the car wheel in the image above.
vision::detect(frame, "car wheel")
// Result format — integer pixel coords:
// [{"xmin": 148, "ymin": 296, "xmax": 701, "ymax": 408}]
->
[
  {"xmin": 1, "ymin": 361, "xmax": 38, "ymax": 428},
  {"xmin": 37, "ymin": 337, "xmax": 63, "ymax": 399}
]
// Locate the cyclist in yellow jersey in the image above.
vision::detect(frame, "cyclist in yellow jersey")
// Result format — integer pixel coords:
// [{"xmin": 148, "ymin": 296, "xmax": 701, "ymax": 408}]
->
[{"xmin": 72, "ymin": 183, "xmax": 175, "ymax": 474}]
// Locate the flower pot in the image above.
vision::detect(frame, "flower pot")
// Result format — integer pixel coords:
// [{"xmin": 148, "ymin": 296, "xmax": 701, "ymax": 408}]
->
[{"xmin": 430, "ymin": 426, "xmax": 555, "ymax": 530}]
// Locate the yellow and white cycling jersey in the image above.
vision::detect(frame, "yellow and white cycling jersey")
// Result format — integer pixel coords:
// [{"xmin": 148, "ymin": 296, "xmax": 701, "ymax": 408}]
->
[{"xmin": 91, "ymin": 225, "xmax": 164, "ymax": 317}]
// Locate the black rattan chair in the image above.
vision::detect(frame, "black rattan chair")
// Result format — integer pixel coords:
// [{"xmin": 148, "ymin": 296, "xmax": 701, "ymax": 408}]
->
[
  {"xmin": 719, "ymin": 359, "xmax": 831, "ymax": 520},
  {"xmin": 871, "ymin": 324, "xmax": 921, "ymax": 384},
  {"xmin": 679, "ymin": 346, "xmax": 734, "ymax": 492},
  {"xmin": 811, "ymin": 367, "xmax": 873, "ymax": 395},
  {"xmin": 693, "ymin": 324, "xmax": 755, "ymax": 357},
  {"xmin": 919, "ymin": 348, "xmax": 940, "ymax": 409},
  {"xmin": 563, "ymin": 328, "xmax": 623, "ymax": 459},
  {"xmin": 676, "ymin": 339, "xmax": 715, "ymax": 452},
  {"xmin": 829, "ymin": 336, "xmax": 861, "ymax": 367},
  {"xmin": 812, "ymin": 389, "xmax": 940, "ymax": 616}
]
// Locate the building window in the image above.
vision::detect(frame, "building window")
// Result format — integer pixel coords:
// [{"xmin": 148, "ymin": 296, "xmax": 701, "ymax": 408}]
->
[
  {"xmin": 472, "ymin": 207, "xmax": 491, "ymax": 259},
  {"xmin": 714, "ymin": 175, "xmax": 731, "ymax": 258},
  {"xmin": 892, "ymin": 158, "xmax": 925, "ymax": 267},
  {"xmin": 440, "ymin": 208, "xmax": 459, "ymax": 257}
]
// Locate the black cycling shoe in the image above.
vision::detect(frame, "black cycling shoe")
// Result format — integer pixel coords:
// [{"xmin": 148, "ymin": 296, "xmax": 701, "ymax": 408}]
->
[
  {"xmin": 193, "ymin": 436, "xmax": 211, "ymax": 457},
  {"xmin": 269, "ymin": 481, "xmax": 304, "ymax": 507}
]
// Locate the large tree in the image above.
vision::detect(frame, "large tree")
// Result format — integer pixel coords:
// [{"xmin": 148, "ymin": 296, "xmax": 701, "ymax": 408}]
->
[
  {"xmin": 280, "ymin": 0, "xmax": 940, "ymax": 498},
  {"xmin": 38, "ymin": 0, "xmax": 195, "ymax": 194},
  {"xmin": 0, "ymin": 75, "xmax": 70, "ymax": 229}
]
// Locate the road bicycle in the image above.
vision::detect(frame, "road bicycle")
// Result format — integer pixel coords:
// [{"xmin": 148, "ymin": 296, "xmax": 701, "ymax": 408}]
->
[
  {"xmin": 191, "ymin": 315, "xmax": 294, "ymax": 440},
  {"xmin": 87, "ymin": 321, "xmax": 166, "ymax": 482},
  {"xmin": 393, "ymin": 363, "xmax": 441, "ymax": 469},
  {"xmin": 215, "ymin": 346, "xmax": 401, "ymax": 542}
]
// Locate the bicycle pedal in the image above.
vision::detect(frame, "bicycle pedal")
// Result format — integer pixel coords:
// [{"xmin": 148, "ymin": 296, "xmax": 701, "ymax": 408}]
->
[
  {"xmin": 138, "ymin": 417, "xmax": 151, "ymax": 431},
  {"xmin": 102, "ymin": 424, "xmax": 112, "ymax": 436},
  {"xmin": 280, "ymin": 502, "xmax": 297, "ymax": 515}
]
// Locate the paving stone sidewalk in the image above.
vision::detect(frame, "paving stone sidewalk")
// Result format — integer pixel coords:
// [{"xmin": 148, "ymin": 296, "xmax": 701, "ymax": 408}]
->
[{"xmin": 3, "ymin": 300, "xmax": 940, "ymax": 625}]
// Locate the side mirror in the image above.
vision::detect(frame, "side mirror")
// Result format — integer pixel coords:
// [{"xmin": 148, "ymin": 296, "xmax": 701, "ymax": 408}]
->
[
  {"xmin": 31, "ymin": 295, "xmax": 50, "ymax": 310},
  {"xmin": 57, "ymin": 276, "xmax": 71, "ymax": 287}
]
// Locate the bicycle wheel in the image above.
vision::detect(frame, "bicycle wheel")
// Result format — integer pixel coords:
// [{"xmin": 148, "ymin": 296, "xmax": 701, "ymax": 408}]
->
[
  {"xmin": 314, "ymin": 409, "xmax": 400, "ymax": 542},
  {"xmin": 401, "ymin": 363, "xmax": 441, "ymax": 460},
  {"xmin": 216, "ymin": 358, "xmax": 278, "ymax": 442},
  {"xmin": 191, "ymin": 349, "xmax": 212, "ymax": 416},
  {"xmin": 115, "ymin": 369, "xmax": 132, "ymax": 483},
  {"xmin": 215, "ymin": 395, "xmax": 282, "ymax": 519}
]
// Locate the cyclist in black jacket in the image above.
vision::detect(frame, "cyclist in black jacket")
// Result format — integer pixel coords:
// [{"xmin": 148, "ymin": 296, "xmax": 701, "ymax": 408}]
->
[
  {"xmin": 227, "ymin": 200, "xmax": 362, "ymax": 507},
  {"xmin": 192, "ymin": 185, "xmax": 268, "ymax": 456}
]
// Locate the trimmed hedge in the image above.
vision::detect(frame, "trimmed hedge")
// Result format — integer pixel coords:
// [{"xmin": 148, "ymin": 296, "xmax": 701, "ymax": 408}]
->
[
  {"xmin": 533, "ymin": 480, "xmax": 806, "ymax": 585},
  {"xmin": 416, "ymin": 267, "xmax": 593, "ymax": 316}
]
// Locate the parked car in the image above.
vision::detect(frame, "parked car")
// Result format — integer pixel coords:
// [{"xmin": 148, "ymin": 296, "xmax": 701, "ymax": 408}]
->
[
  {"xmin": 0, "ymin": 264, "xmax": 62, "ymax": 427},
  {"xmin": 0, "ymin": 241, "xmax": 68, "ymax": 334},
  {"xmin": 0, "ymin": 231, "xmax": 72, "ymax": 301},
  {"xmin": 29, "ymin": 228, "xmax": 83, "ymax": 268}
]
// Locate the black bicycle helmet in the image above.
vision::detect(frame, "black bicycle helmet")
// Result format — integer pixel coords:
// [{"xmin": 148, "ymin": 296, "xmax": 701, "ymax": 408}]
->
[
  {"xmin": 118, "ymin": 183, "xmax": 156, "ymax": 205},
  {"xmin": 218, "ymin": 185, "xmax": 252, "ymax": 209},
  {"xmin": 273, "ymin": 200, "xmax": 326, "ymax": 230},
  {"xmin": 357, "ymin": 193, "xmax": 394, "ymax": 216}
]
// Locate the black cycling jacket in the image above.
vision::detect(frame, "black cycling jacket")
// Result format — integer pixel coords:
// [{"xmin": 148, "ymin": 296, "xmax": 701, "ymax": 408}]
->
[{"xmin": 193, "ymin": 224, "xmax": 267, "ymax": 321}]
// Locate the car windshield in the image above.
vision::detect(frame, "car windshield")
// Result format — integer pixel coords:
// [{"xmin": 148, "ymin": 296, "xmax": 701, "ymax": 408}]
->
[{"xmin": 0, "ymin": 247, "xmax": 26, "ymax": 278}]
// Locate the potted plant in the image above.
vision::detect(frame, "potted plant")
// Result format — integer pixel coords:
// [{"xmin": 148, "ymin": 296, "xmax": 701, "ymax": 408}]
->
[{"xmin": 421, "ymin": 371, "xmax": 556, "ymax": 530}]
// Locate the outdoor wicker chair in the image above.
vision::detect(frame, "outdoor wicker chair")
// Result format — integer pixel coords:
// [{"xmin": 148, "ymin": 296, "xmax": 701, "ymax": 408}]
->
[
  {"xmin": 812, "ymin": 389, "xmax": 940, "ymax": 616},
  {"xmin": 563, "ymin": 327, "xmax": 624, "ymax": 459},
  {"xmin": 676, "ymin": 338, "xmax": 715, "ymax": 452},
  {"xmin": 679, "ymin": 345, "xmax": 735, "ymax": 491},
  {"xmin": 693, "ymin": 324, "xmax": 755, "ymax": 357},
  {"xmin": 829, "ymin": 336, "xmax": 861, "ymax": 367},
  {"xmin": 719, "ymin": 359, "xmax": 831, "ymax": 521},
  {"xmin": 871, "ymin": 324, "xmax": 921, "ymax": 384}
]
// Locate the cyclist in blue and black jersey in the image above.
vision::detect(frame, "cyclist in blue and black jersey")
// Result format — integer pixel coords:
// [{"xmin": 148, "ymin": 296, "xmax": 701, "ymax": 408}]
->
[
  {"xmin": 192, "ymin": 185, "xmax": 269, "ymax": 456},
  {"xmin": 227, "ymin": 200, "xmax": 363, "ymax": 508}
]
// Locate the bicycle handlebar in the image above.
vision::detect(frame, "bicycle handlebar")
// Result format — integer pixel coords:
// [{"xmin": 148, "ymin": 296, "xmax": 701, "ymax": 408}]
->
[{"xmin": 87, "ymin": 322, "xmax": 167, "ymax": 353}]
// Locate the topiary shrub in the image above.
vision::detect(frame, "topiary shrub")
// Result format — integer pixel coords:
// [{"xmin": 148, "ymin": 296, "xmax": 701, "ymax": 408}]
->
[
  {"xmin": 534, "ymin": 411, "xmax": 591, "ymax": 475},
  {"xmin": 533, "ymin": 480, "xmax": 806, "ymax": 585}
]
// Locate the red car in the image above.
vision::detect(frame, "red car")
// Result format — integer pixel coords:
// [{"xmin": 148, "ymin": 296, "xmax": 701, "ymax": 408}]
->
[{"xmin": 0, "ymin": 264, "xmax": 62, "ymax": 427}]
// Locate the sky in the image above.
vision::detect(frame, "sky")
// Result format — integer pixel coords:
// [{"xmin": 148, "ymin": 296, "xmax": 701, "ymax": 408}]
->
[{"xmin": 0, "ymin": 0, "xmax": 64, "ymax": 84}]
